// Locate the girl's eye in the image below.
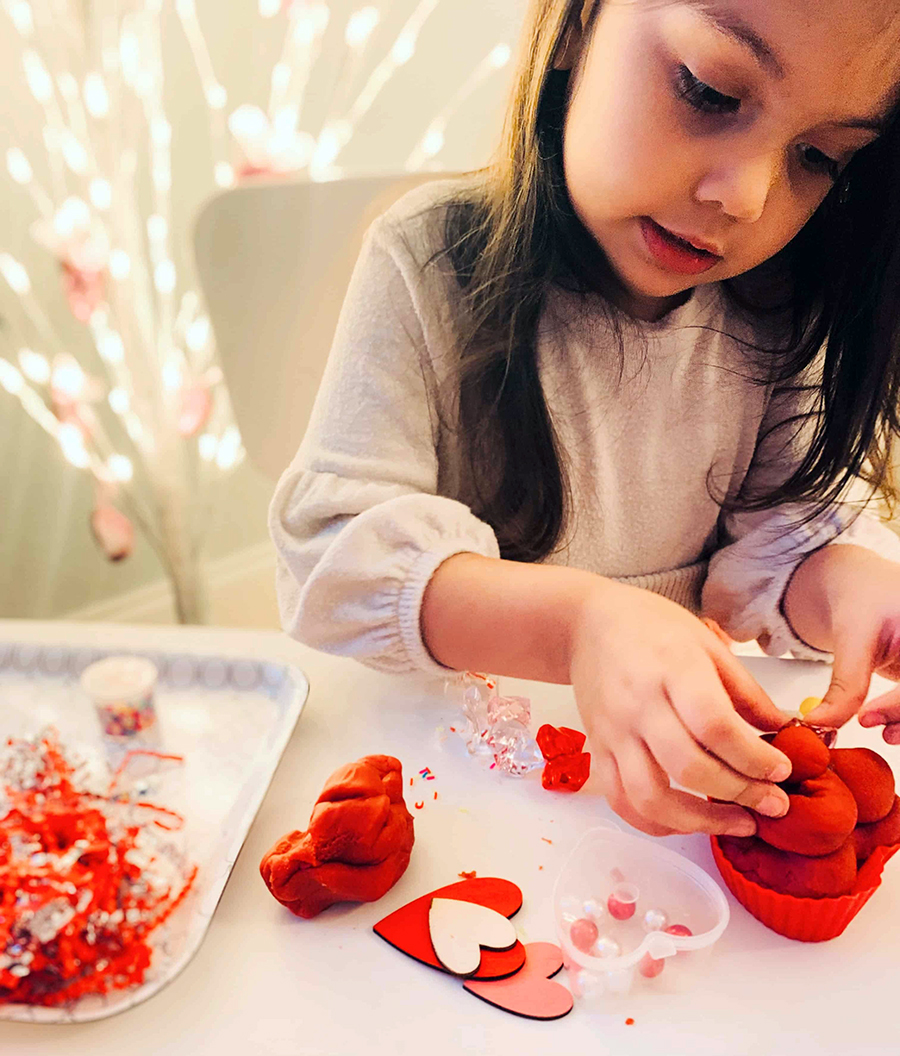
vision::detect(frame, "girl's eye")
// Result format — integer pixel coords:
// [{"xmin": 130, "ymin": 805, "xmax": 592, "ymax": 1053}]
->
[
  {"xmin": 798, "ymin": 144, "xmax": 840, "ymax": 181},
  {"xmin": 675, "ymin": 65, "xmax": 741, "ymax": 115}
]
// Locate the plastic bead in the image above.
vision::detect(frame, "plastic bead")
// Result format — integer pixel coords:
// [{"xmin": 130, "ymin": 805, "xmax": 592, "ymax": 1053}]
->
[
  {"xmin": 592, "ymin": 935, "xmax": 621, "ymax": 959},
  {"xmin": 582, "ymin": 897, "xmax": 605, "ymax": 922},
  {"xmin": 665, "ymin": 924, "xmax": 693, "ymax": 937},
  {"xmin": 608, "ymin": 883, "xmax": 639, "ymax": 920},
  {"xmin": 799, "ymin": 696, "xmax": 822, "ymax": 718},
  {"xmin": 642, "ymin": 908, "xmax": 669, "ymax": 933},
  {"xmin": 639, "ymin": 952, "xmax": 666, "ymax": 979},
  {"xmin": 541, "ymin": 753, "xmax": 591, "ymax": 792},
  {"xmin": 570, "ymin": 917, "xmax": 600, "ymax": 953},
  {"xmin": 536, "ymin": 724, "xmax": 586, "ymax": 758}
]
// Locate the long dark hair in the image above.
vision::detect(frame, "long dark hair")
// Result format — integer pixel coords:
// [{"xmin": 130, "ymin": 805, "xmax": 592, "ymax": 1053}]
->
[{"xmin": 433, "ymin": 0, "xmax": 900, "ymax": 562}]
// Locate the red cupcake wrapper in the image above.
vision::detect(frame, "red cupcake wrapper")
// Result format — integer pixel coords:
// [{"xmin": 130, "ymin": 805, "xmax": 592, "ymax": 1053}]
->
[{"xmin": 711, "ymin": 836, "xmax": 900, "ymax": 942}]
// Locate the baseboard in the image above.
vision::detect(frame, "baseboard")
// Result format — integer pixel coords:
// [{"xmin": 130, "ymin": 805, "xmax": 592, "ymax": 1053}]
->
[{"xmin": 64, "ymin": 539, "xmax": 281, "ymax": 628}]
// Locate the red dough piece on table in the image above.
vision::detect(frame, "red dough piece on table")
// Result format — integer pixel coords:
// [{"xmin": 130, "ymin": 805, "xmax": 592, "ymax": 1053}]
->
[
  {"xmin": 536, "ymin": 724, "xmax": 586, "ymax": 759},
  {"xmin": 754, "ymin": 769, "xmax": 857, "ymax": 857},
  {"xmin": 829, "ymin": 748, "xmax": 896, "ymax": 824},
  {"xmin": 719, "ymin": 835, "xmax": 858, "ymax": 898},
  {"xmin": 259, "ymin": 754, "xmax": 414, "ymax": 919},
  {"xmin": 854, "ymin": 795, "xmax": 900, "ymax": 861},
  {"xmin": 770, "ymin": 725, "xmax": 830, "ymax": 783}
]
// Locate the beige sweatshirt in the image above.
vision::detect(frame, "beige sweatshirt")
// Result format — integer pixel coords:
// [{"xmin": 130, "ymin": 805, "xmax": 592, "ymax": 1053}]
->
[{"xmin": 269, "ymin": 179, "xmax": 900, "ymax": 676}]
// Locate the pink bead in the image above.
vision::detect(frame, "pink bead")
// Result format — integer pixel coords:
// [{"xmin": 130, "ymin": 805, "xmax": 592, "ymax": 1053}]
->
[
  {"xmin": 665, "ymin": 924, "xmax": 693, "ymax": 937},
  {"xmin": 607, "ymin": 891, "xmax": 637, "ymax": 920},
  {"xmin": 639, "ymin": 952, "xmax": 665, "ymax": 979},
  {"xmin": 570, "ymin": 917, "xmax": 599, "ymax": 953}
]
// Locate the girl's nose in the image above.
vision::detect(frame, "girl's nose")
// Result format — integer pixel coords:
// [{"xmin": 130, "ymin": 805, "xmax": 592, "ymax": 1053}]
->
[{"xmin": 694, "ymin": 150, "xmax": 781, "ymax": 223}]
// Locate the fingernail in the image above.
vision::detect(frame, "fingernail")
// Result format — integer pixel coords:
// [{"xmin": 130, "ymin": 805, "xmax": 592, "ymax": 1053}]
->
[
  {"xmin": 861, "ymin": 712, "xmax": 886, "ymax": 728},
  {"xmin": 769, "ymin": 762, "xmax": 792, "ymax": 783},
  {"xmin": 756, "ymin": 794, "xmax": 789, "ymax": 818},
  {"xmin": 726, "ymin": 818, "xmax": 757, "ymax": 837}
]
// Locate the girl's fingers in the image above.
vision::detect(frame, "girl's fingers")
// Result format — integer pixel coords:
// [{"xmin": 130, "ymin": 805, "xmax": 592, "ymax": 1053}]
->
[
  {"xmin": 805, "ymin": 635, "xmax": 875, "ymax": 727},
  {"xmin": 667, "ymin": 658, "xmax": 792, "ymax": 783},
  {"xmin": 858, "ymin": 684, "xmax": 900, "ymax": 729},
  {"xmin": 613, "ymin": 740, "xmax": 759, "ymax": 836},
  {"xmin": 884, "ymin": 724, "xmax": 900, "ymax": 745},
  {"xmin": 707, "ymin": 637, "xmax": 788, "ymax": 733},
  {"xmin": 642, "ymin": 709, "xmax": 789, "ymax": 816},
  {"xmin": 591, "ymin": 746, "xmax": 675, "ymax": 837}
]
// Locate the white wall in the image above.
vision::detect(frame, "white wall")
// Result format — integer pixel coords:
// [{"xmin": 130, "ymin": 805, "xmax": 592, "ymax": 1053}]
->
[{"xmin": 0, "ymin": 0, "xmax": 527, "ymax": 620}]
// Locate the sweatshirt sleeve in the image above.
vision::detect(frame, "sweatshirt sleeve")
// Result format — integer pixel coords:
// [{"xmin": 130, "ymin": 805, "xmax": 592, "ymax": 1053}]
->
[
  {"xmin": 268, "ymin": 208, "xmax": 499, "ymax": 676},
  {"xmin": 702, "ymin": 370, "xmax": 900, "ymax": 659}
]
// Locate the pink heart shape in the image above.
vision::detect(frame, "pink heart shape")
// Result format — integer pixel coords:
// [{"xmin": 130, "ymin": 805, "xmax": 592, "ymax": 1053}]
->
[{"xmin": 463, "ymin": 942, "xmax": 573, "ymax": 1020}]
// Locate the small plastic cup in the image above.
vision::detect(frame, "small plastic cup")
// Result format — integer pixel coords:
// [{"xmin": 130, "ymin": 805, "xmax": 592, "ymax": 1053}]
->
[
  {"xmin": 80, "ymin": 655, "xmax": 159, "ymax": 743},
  {"xmin": 554, "ymin": 824, "xmax": 729, "ymax": 1004}
]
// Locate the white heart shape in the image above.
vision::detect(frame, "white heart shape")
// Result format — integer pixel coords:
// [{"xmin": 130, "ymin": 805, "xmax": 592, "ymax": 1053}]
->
[{"xmin": 428, "ymin": 897, "xmax": 518, "ymax": 976}]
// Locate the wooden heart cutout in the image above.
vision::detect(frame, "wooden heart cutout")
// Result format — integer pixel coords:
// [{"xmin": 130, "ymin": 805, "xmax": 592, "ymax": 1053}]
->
[
  {"xmin": 464, "ymin": 942, "xmax": 574, "ymax": 1020},
  {"xmin": 428, "ymin": 897, "xmax": 517, "ymax": 976},
  {"xmin": 373, "ymin": 877, "xmax": 526, "ymax": 980}
]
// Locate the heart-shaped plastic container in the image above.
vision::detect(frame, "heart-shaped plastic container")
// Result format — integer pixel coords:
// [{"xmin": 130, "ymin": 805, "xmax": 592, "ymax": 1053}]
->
[{"xmin": 553, "ymin": 824, "xmax": 729, "ymax": 1003}]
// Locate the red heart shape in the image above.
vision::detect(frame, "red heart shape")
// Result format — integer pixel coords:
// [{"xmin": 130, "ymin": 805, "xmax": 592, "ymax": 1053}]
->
[
  {"xmin": 373, "ymin": 877, "xmax": 526, "ymax": 980},
  {"xmin": 464, "ymin": 942, "xmax": 573, "ymax": 1020}
]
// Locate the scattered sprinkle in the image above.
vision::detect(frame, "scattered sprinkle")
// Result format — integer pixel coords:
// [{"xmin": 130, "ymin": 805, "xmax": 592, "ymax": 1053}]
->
[
  {"xmin": 459, "ymin": 870, "xmax": 477, "ymax": 880},
  {"xmin": 626, "ymin": 1018, "xmax": 635, "ymax": 1026},
  {"xmin": 541, "ymin": 837, "xmax": 553, "ymax": 845},
  {"xmin": 489, "ymin": 762, "xmax": 496, "ymax": 770},
  {"xmin": 409, "ymin": 777, "xmax": 413, "ymax": 786},
  {"xmin": 449, "ymin": 727, "xmax": 457, "ymax": 733},
  {"xmin": 414, "ymin": 801, "xmax": 424, "ymax": 810},
  {"xmin": 433, "ymin": 791, "xmax": 438, "ymax": 800},
  {"xmin": 538, "ymin": 865, "xmax": 544, "ymax": 871}
]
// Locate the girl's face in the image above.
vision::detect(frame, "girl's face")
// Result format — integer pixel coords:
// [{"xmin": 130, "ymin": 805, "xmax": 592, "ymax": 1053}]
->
[{"xmin": 563, "ymin": 0, "xmax": 900, "ymax": 319}]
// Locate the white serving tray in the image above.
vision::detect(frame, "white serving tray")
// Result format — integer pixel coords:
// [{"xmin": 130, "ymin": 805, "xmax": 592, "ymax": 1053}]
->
[{"xmin": 0, "ymin": 638, "xmax": 308, "ymax": 1023}]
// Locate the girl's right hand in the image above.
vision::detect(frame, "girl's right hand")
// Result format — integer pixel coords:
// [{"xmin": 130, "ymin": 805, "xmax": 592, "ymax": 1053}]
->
[{"xmin": 568, "ymin": 580, "xmax": 793, "ymax": 837}]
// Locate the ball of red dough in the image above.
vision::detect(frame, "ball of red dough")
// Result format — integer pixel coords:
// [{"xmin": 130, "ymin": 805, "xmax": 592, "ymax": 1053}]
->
[
  {"xmin": 259, "ymin": 754, "xmax": 415, "ymax": 919},
  {"xmin": 770, "ymin": 725, "xmax": 830, "ymax": 783},
  {"xmin": 719, "ymin": 835, "xmax": 858, "ymax": 898},
  {"xmin": 854, "ymin": 795, "xmax": 900, "ymax": 861},
  {"xmin": 754, "ymin": 769, "xmax": 857, "ymax": 857},
  {"xmin": 829, "ymin": 748, "xmax": 895, "ymax": 824}
]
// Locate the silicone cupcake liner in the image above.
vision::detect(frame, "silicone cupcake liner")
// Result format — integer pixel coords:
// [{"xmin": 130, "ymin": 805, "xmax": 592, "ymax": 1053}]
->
[{"xmin": 711, "ymin": 836, "xmax": 900, "ymax": 942}]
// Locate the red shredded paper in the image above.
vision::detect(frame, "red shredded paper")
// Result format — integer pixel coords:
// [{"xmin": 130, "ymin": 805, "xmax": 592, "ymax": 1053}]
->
[{"xmin": 0, "ymin": 730, "xmax": 197, "ymax": 1006}]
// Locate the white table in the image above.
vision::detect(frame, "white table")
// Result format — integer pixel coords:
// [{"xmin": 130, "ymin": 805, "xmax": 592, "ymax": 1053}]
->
[{"xmin": 1, "ymin": 619, "xmax": 897, "ymax": 1056}]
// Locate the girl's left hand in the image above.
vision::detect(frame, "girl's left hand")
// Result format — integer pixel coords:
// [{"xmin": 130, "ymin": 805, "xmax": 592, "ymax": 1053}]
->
[{"xmin": 797, "ymin": 545, "xmax": 900, "ymax": 742}]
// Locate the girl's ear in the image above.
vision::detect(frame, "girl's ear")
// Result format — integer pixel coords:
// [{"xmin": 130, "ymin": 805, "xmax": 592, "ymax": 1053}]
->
[{"xmin": 553, "ymin": 1, "xmax": 595, "ymax": 71}]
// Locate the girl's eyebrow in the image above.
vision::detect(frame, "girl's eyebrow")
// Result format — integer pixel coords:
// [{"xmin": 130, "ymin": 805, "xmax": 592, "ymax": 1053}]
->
[{"xmin": 684, "ymin": 1, "xmax": 889, "ymax": 132}]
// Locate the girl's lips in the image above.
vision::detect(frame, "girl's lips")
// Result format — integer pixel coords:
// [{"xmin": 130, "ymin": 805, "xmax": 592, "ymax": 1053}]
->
[{"xmin": 639, "ymin": 217, "xmax": 723, "ymax": 275}]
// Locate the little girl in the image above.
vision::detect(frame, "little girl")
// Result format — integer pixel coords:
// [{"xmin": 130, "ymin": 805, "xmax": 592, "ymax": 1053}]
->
[{"xmin": 270, "ymin": 0, "xmax": 900, "ymax": 838}]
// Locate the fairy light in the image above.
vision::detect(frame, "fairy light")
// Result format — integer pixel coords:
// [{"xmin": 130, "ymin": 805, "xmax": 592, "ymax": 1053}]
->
[
  {"xmin": 150, "ymin": 117, "xmax": 172, "ymax": 147},
  {"xmin": 83, "ymin": 72, "xmax": 110, "ymax": 118},
  {"xmin": 0, "ymin": 253, "xmax": 31, "ymax": 296},
  {"xmin": 22, "ymin": 49, "xmax": 53, "ymax": 103},
  {"xmin": 58, "ymin": 422, "xmax": 90, "ymax": 468},
  {"xmin": 215, "ymin": 425, "xmax": 242, "ymax": 470},
  {"xmin": 108, "ymin": 249, "xmax": 131, "ymax": 281},
  {"xmin": 205, "ymin": 84, "xmax": 227, "ymax": 110},
  {"xmin": 0, "ymin": 359, "xmax": 25, "ymax": 395},
  {"xmin": 107, "ymin": 454, "xmax": 134, "ymax": 482},
  {"xmin": 56, "ymin": 72, "xmax": 79, "ymax": 102},
  {"xmin": 198, "ymin": 432, "xmax": 217, "ymax": 462},
  {"xmin": 154, "ymin": 261, "xmax": 176, "ymax": 295},
  {"xmin": 7, "ymin": 0, "xmax": 34, "ymax": 36},
  {"xmin": 90, "ymin": 177, "xmax": 112, "ymax": 210},
  {"xmin": 53, "ymin": 197, "xmax": 91, "ymax": 240},
  {"xmin": 214, "ymin": 161, "xmax": 234, "ymax": 187},
  {"xmin": 258, "ymin": 0, "xmax": 280, "ymax": 16},
  {"xmin": 185, "ymin": 316, "xmax": 210, "ymax": 353},
  {"xmin": 98, "ymin": 330, "xmax": 125, "ymax": 365},
  {"xmin": 267, "ymin": 2, "xmax": 330, "ymax": 130},
  {"xmin": 108, "ymin": 387, "xmax": 130, "ymax": 415},
  {"xmin": 345, "ymin": 7, "xmax": 380, "ymax": 50},
  {"xmin": 271, "ymin": 62, "xmax": 291, "ymax": 96},
  {"xmin": 52, "ymin": 356, "xmax": 86, "ymax": 400},
  {"xmin": 119, "ymin": 28, "xmax": 141, "ymax": 88},
  {"xmin": 162, "ymin": 359, "xmax": 182, "ymax": 391},
  {"xmin": 18, "ymin": 348, "xmax": 50, "ymax": 385},
  {"xmin": 59, "ymin": 131, "xmax": 89, "ymax": 174},
  {"xmin": 6, "ymin": 147, "xmax": 33, "ymax": 184},
  {"xmin": 147, "ymin": 214, "xmax": 168, "ymax": 244}
]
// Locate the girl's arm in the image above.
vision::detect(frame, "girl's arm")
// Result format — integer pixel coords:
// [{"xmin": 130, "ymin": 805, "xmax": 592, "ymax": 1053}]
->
[{"xmin": 423, "ymin": 552, "xmax": 792, "ymax": 837}]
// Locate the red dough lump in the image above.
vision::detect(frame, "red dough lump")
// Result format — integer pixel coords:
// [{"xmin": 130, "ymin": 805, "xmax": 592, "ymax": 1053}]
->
[
  {"xmin": 260, "ymin": 755, "xmax": 414, "ymax": 919},
  {"xmin": 770, "ymin": 725, "xmax": 830, "ymax": 782},
  {"xmin": 719, "ymin": 836, "xmax": 858, "ymax": 899},
  {"xmin": 829, "ymin": 748, "xmax": 896, "ymax": 824},
  {"xmin": 755, "ymin": 769, "xmax": 858, "ymax": 857},
  {"xmin": 854, "ymin": 796, "xmax": 900, "ymax": 861}
]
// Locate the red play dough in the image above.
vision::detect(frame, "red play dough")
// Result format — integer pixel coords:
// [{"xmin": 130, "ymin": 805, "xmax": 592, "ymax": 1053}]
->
[
  {"xmin": 259, "ymin": 755, "xmax": 414, "ymax": 919},
  {"xmin": 463, "ymin": 942, "xmax": 573, "ymax": 1020},
  {"xmin": 770, "ymin": 725, "xmax": 830, "ymax": 782},
  {"xmin": 829, "ymin": 748, "xmax": 896, "ymax": 823},
  {"xmin": 854, "ymin": 795, "xmax": 900, "ymax": 860},
  {"xmin": 754, "ymin": 769, "xmax": 858, "ymax": 857},
  {"xmin": 373, "ymin": 877, "xmax": 527, "ymax": 980},
  {"xmin": 719, "ymin": 835, "xmax": 858, "ymax": 898}
]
